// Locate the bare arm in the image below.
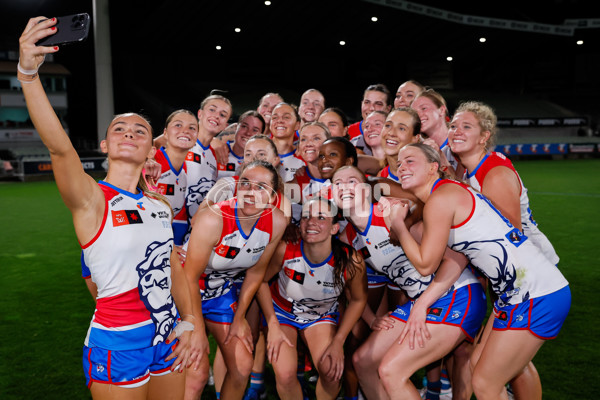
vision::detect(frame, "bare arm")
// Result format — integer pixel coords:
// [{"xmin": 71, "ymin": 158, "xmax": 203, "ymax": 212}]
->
[
  {"xmin": 183, "ymin": 206, "xmax": 223, "ymax": 367},
  {"xmin": 20, "ymin": 18, "xmax": 104, "ymax": 242},
  {"xmin": 482, "ymin": 166, "xmax": 522, "ymax": 230},
  {"xmin": 224, "ymin": 210, "xmax": 288, "ymax": 352},
  {"xmin": 320, "ymin": 250, "xmax": 367, "ymax": 381}
]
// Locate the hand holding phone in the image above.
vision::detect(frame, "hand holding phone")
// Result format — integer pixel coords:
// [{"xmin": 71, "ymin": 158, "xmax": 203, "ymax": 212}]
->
[{"xmin": 36, "ymin": 13, "xmax": 90, "ymax": 47}]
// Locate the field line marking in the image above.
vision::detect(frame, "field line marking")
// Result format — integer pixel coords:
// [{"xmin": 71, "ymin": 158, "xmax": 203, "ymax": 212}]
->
[{"xmin": 529, "ymin": 191, "xmax": 600, "ymax": 198}]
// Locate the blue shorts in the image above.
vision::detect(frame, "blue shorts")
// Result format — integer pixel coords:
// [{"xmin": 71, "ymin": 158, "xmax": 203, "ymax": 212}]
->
[
  {"xmin": 202, "ymin": 288, "xmax": 238, "ymax": 324},
  {"xmin": 391, "ymin": 283, "xmax": 487, "ymax": 342},
  {"xmin": 83, "ymin": 340, "xmax": 177, "ymax": 388},
  {"xmin": 493, "ymin": 285, "xmax": 571, "ymax": 339},
  {"xmin": 366, "ymin": 265, "xmax": 390, "ymax": 289},
  {"xmin": 274, "ymin": 301, "xmax": 339, "ymax": 331}
]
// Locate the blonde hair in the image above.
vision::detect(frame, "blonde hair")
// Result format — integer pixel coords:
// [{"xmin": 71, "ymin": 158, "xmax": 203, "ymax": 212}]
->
[
  {"xmin": 453, "ymin": 101, "xmax": 498, "ymax": 152},
  {"xmin": 404, "ymin": 143, "xmax": 452, "ymax": 181}
]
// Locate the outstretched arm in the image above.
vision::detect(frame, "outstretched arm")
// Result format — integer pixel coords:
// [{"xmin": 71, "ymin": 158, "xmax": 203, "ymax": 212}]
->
[{"xmin": 19, "ymin": 17, "xmax": 104, "ymax": 242}]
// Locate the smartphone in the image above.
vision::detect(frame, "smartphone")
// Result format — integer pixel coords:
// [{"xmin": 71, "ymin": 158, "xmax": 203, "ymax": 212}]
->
[{"xmin": 36, "ymin": 13, "xmax": 91, "ymax": 46}]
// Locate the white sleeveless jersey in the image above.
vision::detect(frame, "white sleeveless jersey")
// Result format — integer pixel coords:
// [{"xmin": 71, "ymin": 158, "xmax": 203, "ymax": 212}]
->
[
  {"xmin": 216, "ymin": 142, "xmax": 243, "ymax": 180},
  {"xmin": 466, "ymin": 152, "xmax": 559, "ymax": 265},
  {"xmin": 435, "ymin": 180, "xmax": 568, "ymax": 307},
  {"xmin": 155, "ymin": 147, "xmax": 187, "ymax": 216},
  {"xmin": 82, "ymin": 181, "xmax": 176, "ymax": 350},
  {"xmin": 278, "ymin": 150, "xmax": 306, "ymax": 183},
  {"xmin": 185, "ymin": 139, "xmax": 218, "ymax": 220},
  {"xmin": 201, "ymin": 198, "xmax": 273, "ymax": 300},
  {"xmin": 343, "ymin": 203, "xmax": 477, "ymax": 299},
  {"xmin": 440, "ymin": 138, "xmax": 459, "ymax": 172},
  {"xmin": 351, "ymin": 134, "xmax": 372, "ymax": 156},
  {"xmin": 271, "ymin": 241, "xmax": 344, "ymax": 323}
]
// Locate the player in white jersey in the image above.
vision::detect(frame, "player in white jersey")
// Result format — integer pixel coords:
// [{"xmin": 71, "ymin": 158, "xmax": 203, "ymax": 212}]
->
[
  {"xmin": 19, "ymin": 19, "xmax": 198, "ymax": 399},
  {"xmin": 270, "ymin": 102, "xmax": 305, "ymax": 182},
  {"xmin": 333, "ymin": 166, "xmax": 486, "ymax": 400},
  {"xmin": 387, "ymin": 143, "xmax": 570, "ymax": 400},
  {"xmin": 256, "ymin": 197, "xmax": 367, "ymax": 400},
  {"xmin": 154, "ymin": 110, "xmax": 198, "ymax": 245},
  {"xmin": 448, "ymin": 101, "xmax": 561, "ymax": 399},
  {"xmin": 184, "ymin": 161, "xmax": 287, "ymax": 399},
  {"xmin": 450, "ymin": 101, "xmax": 559, "ymax": 265},
  {"xmin": 184, "ymin": 95, "xmax": 232, "ymax": 235}
]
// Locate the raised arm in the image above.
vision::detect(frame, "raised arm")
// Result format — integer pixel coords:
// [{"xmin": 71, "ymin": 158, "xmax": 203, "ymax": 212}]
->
[{"xmin": 19, "ymin": 17, "xmax": 104, "ymax": 241}]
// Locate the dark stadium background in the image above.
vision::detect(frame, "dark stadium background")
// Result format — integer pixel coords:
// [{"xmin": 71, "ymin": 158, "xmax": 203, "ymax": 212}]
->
[{"xmin": 1, "ymin": 0, "xmax": 599, "ymax": 149}]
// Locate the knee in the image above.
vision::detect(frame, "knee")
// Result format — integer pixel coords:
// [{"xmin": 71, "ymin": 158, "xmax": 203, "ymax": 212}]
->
[
  {"xmin": 185, "ymin": 366, "xmax": 209, "ymax": 395},
  {"xmin": 226, "ymin": 352, "xmax": 253, "ymax": 382},
  {"xmin": 274, "ymin": 366, "xmax": 299, "ymax": 388},
  {"xmin": 471, "ymin": 369, "xmax": 495, "ymax": 398}
]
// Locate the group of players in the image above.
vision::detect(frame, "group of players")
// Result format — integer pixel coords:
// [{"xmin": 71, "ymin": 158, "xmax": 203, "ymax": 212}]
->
[{"xmin": 19, "ymin": 16, "xmax": 570, "ymax": 400}]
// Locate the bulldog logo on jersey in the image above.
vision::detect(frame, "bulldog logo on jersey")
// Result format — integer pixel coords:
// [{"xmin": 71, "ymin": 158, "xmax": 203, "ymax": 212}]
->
[
  {"xmin": 136, "ymin": 239, "xmax": 177, "ymax": 346},
  {"xmin": 187, "ymin": 177, "xmax": 215, "ymax": 211}
]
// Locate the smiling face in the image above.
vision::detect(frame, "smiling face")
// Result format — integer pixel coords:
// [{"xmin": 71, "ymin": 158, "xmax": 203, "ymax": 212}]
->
[
  {"xmin": 270, "ymin": 104, "xmax": 300, "ymax": 140},
  {"xmin": 394, "ymin": 81, "xmax": 422, "ymax": 109},
  {"xmin": 164, "ymin": 112, "xmax": 198, "ymax": 150},
  {"xmin": 298, "ymin": 124, "xmax": 328, "ymax": 163},
  {"xmin": 243, "ymin": 138, "xmax": 280, "ymax": 167},
  {"xmin": 236, "ymin": 165, "xmax": 276, "ymax": 215},
  {"xmin": 257, "ymin": 94, "xmax": 283, "ymax": 125},
  {"xmin": 363, "ymin": 112, "xmax": 386, "ymax": 148},
  {"xmin": 381, "ymin": 110, "xmax": 418, "ymax": 157},
  {"xmin": 318, "ymin": 111, "xmax": 347, "ymax": 138},
  {"xmin": 198, "ymin": 99, "xmax": 232, "ymax": 136},
  {"xmin": 318, "ymin": 140, "xmax": 352, "ymax": 179},
  {"xmin": 361, "ymin": 90, "xmax": 390, "ymax": 120},
  {"xmin": 234, "ymin": 115, "xmax": 264, "ymax": 152},
  {"xmin": 299, "ymin": 90, "xmax": 325, "ymax": 123},
  {"xmin": 396, "ymin": 145, "xmax": 438, "ymax": 191},
  {"xmin": 332, "ymin": 166, "xmax": 368, "ymax": 211},
  {"xmin": 411, "ymin": 95, "xmax": 446, "ymax": 137},
  {"xmin": 103, "ymin": 114, "xmax": 155, "ymax": 164},
  {"xmin": 448, "ymin": 111, "xmax": 489, "ymax": 156},
  {"xmin": 300, "ymin": 199, "xmax": 339, "ymax": 244}
]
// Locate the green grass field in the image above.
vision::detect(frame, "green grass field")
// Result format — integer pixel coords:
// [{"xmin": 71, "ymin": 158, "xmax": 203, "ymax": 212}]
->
[{"xmin": 0, "ymin": 158, "xmax": 598, "ymax": 399}]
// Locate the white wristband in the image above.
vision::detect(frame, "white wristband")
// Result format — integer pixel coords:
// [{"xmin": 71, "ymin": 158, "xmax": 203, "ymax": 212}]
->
[
  {"xmin": 173, "ymin": 321, "xmax": 194, "ymax": 337},
  {"xmin": 17, "ymin": 57, "xmax": 45, "ymax": 75}
]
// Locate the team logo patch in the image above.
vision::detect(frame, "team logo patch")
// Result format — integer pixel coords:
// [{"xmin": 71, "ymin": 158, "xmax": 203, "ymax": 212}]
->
[
  {"xmin": 186, "ymin": 152, "xmax": 202, "ymax": 164},
  {"xmin": 111, "ymin": 209, "xmax": 143, "ymax": 227},
  {"xmin": 428, "ymin": 307, "xmax": 443, "ymax": 317},
  {"xmin": 96, "ymin": 364, "xmax": 105, "ymax": 373},
  {"xmin": 215, "ymin": 244, "xmax": 241, "ymax": 259},
  {"xmin": 496, "ymin": 310, "xmax": 508, "ymax": 321},
  {"xmin": 218, "ymin": 163, "xmax": 236, "ymax": 171},
  {"xmin": 506, "ymin": 228, "xmax": 527, "ymax": 247},
  {"xmin": 157, "ymin": 183, "xmax": 175, "ymax": 196},
  {"xmin": 284, "ymin": 266, "xmax": 305, "ymax": 284},
  {"xmin": 451, "ymin": 311, "xmax": 462, "ymax": 319}
]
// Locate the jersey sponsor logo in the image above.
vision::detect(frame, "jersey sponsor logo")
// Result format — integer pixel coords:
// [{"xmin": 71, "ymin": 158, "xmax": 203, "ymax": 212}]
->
[
  {"xmin": 186, "ymin": 152, "xmax": 202, "ymax": 164},
  {"xmin": 137, "ymin": 202, "xmax": 145, "ymax": 210},
  {"xmin": 110, "ymin": 196, "xmax": 123, "ymax": 207},
  {"xmin": 428, "ymin": 307, "xmax": 443, "ymax": 317},
  {"xmin": 496, "ymin": 310, "xmax": 508, "ymax": 321},
  {"xmin": 284, "ymin": 266, "xmax": 305, "ymax": 284},
  {"xmin": 375, "ymin": 239, "xmax": 390, "ymax": 249},
  {"xmin": 111, "ymin": 210, "xmax": 143, "ymax": 227},
  {"xmin": 218, "ymin": 163, "xmax": 237, "ymax": 171},
  {"xmin": 215, "ymin": 244, "xmax": 241, "ymax": 259},
  {"xmin": 156, "ymin": 183, "xmax": 175, "ymax": 196},
  {"xmin": 359, "ymin": 247, "xmax": 371, "ymax": 259}
]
